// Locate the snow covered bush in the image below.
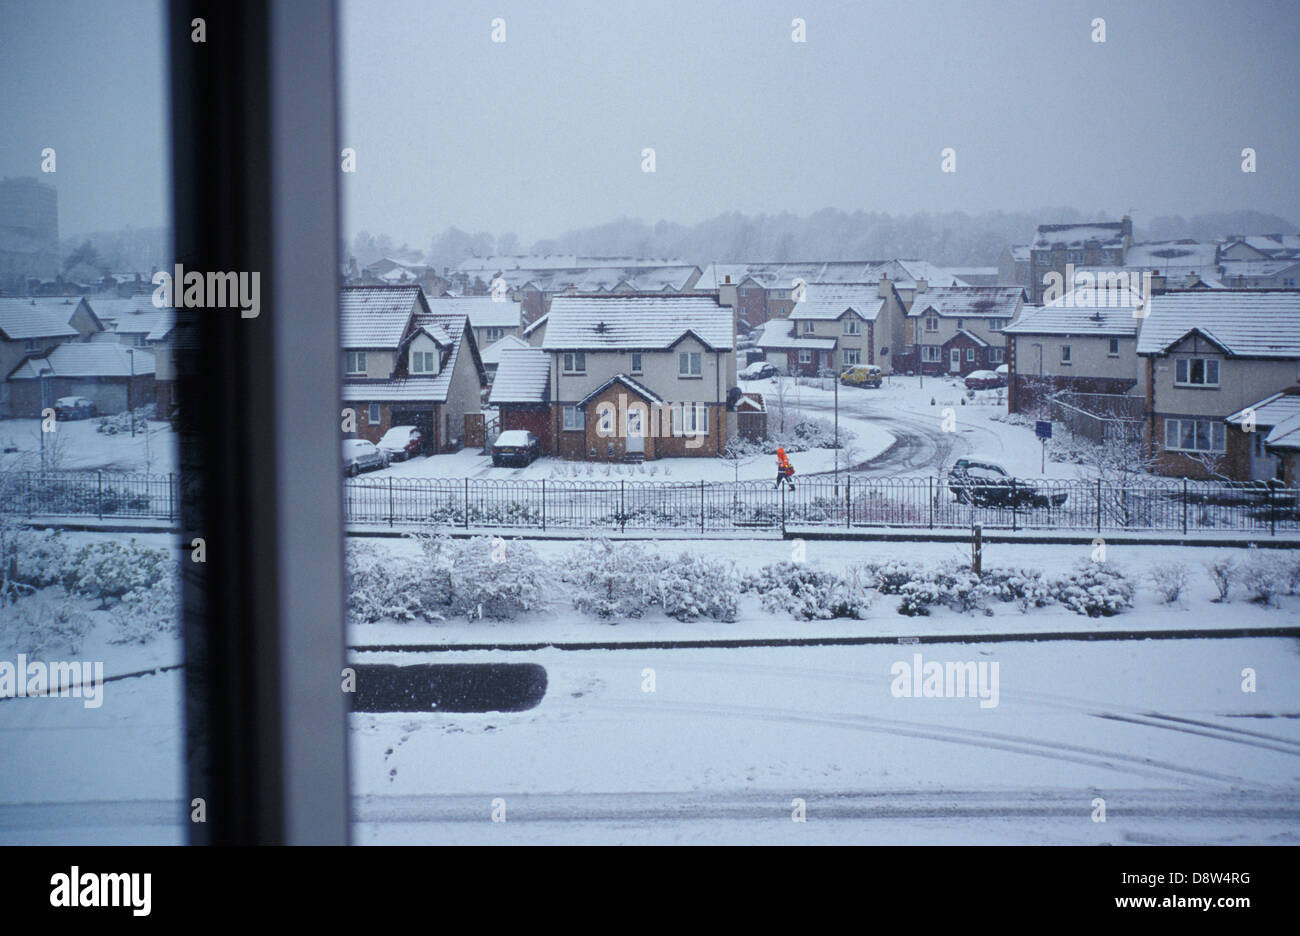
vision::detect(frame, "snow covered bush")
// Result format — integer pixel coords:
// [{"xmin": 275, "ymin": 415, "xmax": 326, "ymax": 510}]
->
[
  {"xmin": 60, "ymin": 538, "xmax": 170, "ymax": 607},
  {"xmin": 427, "ymin": 535, "xmax": 548, "ymax": 620},
  {"xmin": 561, "ymin": 539, "xmax": 663, "ymax": 619},
  {"xmin": 95, "ymin": 404, "xmax": 157, "ymax": 435},
  {"xmin": 980, "ymin": 567, "xmax": 1054, "ymax": 612},
  {"xmin": 1146, "ymin": 562, "xmax": 1190, "ymax": 605},
  {"xmin": 1050, "ymin": 562, "xmax": 1134, "ymax": 617},
  {"xmin": 4, "ymin": 528, "xmax": 73, "ymax": 597},
  {"xmin": 1203, "ymin": 556, "xmax": 1236, "ymax": 602},
  {"xmin": 893, "ymin": 563, "xmax": 991, "ymax": 616},
  {"xmin": 345, "ymin": 542, "xmax": 432, "ymax": 623},
  {"xmin": 5, "ymin": 589, "xmax": 94, "ymax": 656},
  {"xmin": 741, "ymin": 562, "xmax": 872, "ymax": 620},
  {"xmin": 651, "ymin": 552, "xmax": 739, "ymax": 622},
  {"xmin": 858, "ymin": 560, "xmax": 921, "ymax": 595},
  {"xmin": 1235, "ymin": 554, "xmax": 1286, "ymax": 606},
  {"xmin": 110, "ymin": 572, "xmax": 180, "ymax": 644}
]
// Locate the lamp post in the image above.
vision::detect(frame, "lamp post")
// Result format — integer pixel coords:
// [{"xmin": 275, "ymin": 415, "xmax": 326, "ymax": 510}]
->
[
  {"xmin": 126, "ymin": 346, "xmax": 136, "ymax": 437},
  {"xmin": 38, "ymin": 366, "xmax": 52, "ymax": 473}
]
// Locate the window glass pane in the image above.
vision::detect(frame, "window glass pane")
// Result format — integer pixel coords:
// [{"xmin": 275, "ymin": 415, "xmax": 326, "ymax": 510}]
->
[
  {"xmin": 1206, "ymin": 359, "xmax": 1219, "ymax": 384},
  {"xmin": 1176, "ymin": 359, "xmax": 1188, "ymax": 382}
]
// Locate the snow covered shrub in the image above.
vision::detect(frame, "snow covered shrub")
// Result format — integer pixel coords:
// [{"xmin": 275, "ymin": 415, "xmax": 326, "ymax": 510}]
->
[
  {"xmin": 1146, "ymin": 562, "xmax": 1190, "ymax": 605},
  {"xmin": 980, "ymin": 567, "xmax": 1054, "ymax": 612},
  {"xmin": 1050, "ymin": 562, "xmax": 1135, "ymax": 617},
  {"xmin": 345, "ymin": 541, "xmax": 432, "ymax": 623},
  {"xmin": 61, "ymin": 539, "xmax": 170, "ymax": 606},
  {"xmin": 894, "ymin": 563, "xmax": 991, "ymax": 616},
  {"xmin": 6, "ymin": 589, "xmax": 94, "ymax": 656},
  {"xmin": 1235, "ymin": 554, "xmax": 1286, "ymax": 606},
  {"xmin": 4, "ymin": 528, "xmax": 73, "ymax": 597},
  {"xmin": 110, "ymin": 572, "xmax": 180, "ymax": 644},
  {"xmin": 416, "ymin": 535, "xmax": 548, "ymax": 620},
  {"xmin": 562, "ymin": 539, "xmax": 664, "ymax": 619},
  {"xmin": 741, "ymin": 562, "xmax": 872, "ymax": 620},
  {"xmin": 1203, "ymin": 556, "xmax": 1236, "ymax": 602},
  {"xmin": 96, "ymin": 404, "xmax": 157, "ymax": 435},
  {"xmin": 651, "ymin": 552, "xmax": 740, "ymax": 622},
  {"xmin": 859, "ymin": 560, "xmax": 920, "ymax": 595}
]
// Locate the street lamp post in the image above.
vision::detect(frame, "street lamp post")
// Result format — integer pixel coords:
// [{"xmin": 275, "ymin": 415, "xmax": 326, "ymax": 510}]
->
[
  {"xmin": 38, "ymin": 366, "xmax": 52, "ymax": 473},
  {"xmin": 126, "ymin": 347, "xmax": 136, "ymax": 437}
]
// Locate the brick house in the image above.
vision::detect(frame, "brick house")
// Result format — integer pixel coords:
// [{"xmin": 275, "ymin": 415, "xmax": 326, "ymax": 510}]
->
[
  {"xmin": 339, "ymin": 285, "xmax": 486, "ymax": 453},
  {"xmin": 1003, "ymin": 283, "xmax": 1143, "ymax": 414},
  {"xmin": 1225, "ymin": 390, "xmax": 1300, "ymax": 482},
  {"xmin": 0, "ymin": 296, "xmax": 104, "ymax": 416},
  {"xmin": 1136, "ymin": 291, "xmax": 1300, "ymax": 480},
  {"xmin": 900, "ymin": 284, "xmax": 1025, "ymax": 376},
  {"xmin": 540, "ymin": 294, "xmax": 735, "ymax": 461},
  {"xmin": 757, "ymin": 280, "xmax": 907, "ymax": 375},
  {"xmin": 487, "ymin": 347, "xmax": 552, "ymax": 451}
]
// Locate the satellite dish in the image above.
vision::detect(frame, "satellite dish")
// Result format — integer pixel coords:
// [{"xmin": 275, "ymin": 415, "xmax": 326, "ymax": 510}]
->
[{"xmin": 881, "ymin": 347, "xmax": 889, "ymax": 355}]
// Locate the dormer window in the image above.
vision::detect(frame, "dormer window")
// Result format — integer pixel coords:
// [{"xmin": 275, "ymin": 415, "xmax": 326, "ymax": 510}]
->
[
  {"xmin": 924, "ymin": 315, "xmax": 939, "ymax": 333},
  {"xmin": 801, "ymin": 320, "xmax": 816, "ymax": 334},
  {"xmin": 25, "ymin": 339, "xmax": 40, "ymax": 352},
  {"xmin": 411, "ymin": 350, "xmax": 435, "ymax": 374},
  {"xmin": 484, "ymin": 327, "xmax": 503, "ymax": 342},
  {"xmin": 345, "ymin": 350, "xmax": 366, "ymax": 375}
]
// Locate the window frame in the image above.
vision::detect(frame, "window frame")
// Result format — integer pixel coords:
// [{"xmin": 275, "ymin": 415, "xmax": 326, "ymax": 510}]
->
[
  {"xmin": 345, "ymin": 349, "xmax": 367, "ymax": 374},
  {"xmin": 679, "ymin": 350, "xmax": 702, "ymax": 377},
  {"xmin": 562, "ymin": 404, "xmax": 583, "ymax": 431},
  {"xmin": 1174, "ymin": 356, "xmax": 1220, "ymax": 388},
  {"xmin": 562, "ymin": 350, "xmax": 586, "ymax": 374}
]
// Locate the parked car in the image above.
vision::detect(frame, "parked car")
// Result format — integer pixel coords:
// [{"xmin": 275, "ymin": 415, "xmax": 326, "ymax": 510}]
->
[
  {"xmin": 840, "ymin": 364, "xmax": 883, "ymax": 388},
  {"xmin": 995, "ymin": 363, "xmax": 1009, "ymax": 379},
  {"xmin": 739, "ymin": 361, "xmax": 779, "ymax": 381},
  {"xmin": 964, "ymin": 369, "xmax": 1005, "ymax": 390},
  {"xmin": 342, "ymin": 438, "xmax": 388, "ymax": 476},
  {"xmin": 53, "ymin": 396, "xmax": 96, "ymax": 420},
  {"xmin": 947, "ymin": 457, "xmax": 1068, "ymax": 509},
  {"xmin": 492, "ymin": 429, "xmax": 541, "ymax": 467},
  {"xmin": 378, "ymin": 425, "xmax": 424, "ymax": 461}
]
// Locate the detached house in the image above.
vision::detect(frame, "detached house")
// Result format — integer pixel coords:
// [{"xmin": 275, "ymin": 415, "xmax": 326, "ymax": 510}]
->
[
  {"xmin": 423, "ymin": 295, "xmax": 525, "ymax": 350},
  {"xmin": 0, "ymin": 297, "xmax": 103, "ymax": 415},
  {"xmin": 758, "ymin": 281, "xmax": 906, "ymax": 375},
  {"xmin": 7, "ymin": 343, "xmax": 155, "ymax": 417},
  {"xmin": 901, "ymin": 285, "xmax": 1025, "ymax": 376},
  {"xmin": 1137, "ymin": 291, "xmax": 1300, "ymax": 480},
  {"xmin": 339, "ymin": 285, "xmax": 485, "ymax": 452},
  {"xmin": 541, "ymin": 294, "xmax": 735, "ymax": 460},
  {"xmin": 1003, "ymin": 283, "xmax": 1144, "ymax": 414}
]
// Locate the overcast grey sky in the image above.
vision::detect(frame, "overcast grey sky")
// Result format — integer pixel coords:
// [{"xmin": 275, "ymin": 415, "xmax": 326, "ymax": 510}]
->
[{"xmin": 1, "ymin": 1, "xmax": 1296, "ymax": 244}]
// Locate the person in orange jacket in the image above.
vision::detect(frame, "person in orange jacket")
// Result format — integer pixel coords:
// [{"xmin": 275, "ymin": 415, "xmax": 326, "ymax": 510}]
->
[{"xmin": 774, "ymin": 446, "xmax": 796, "ymax": 490}]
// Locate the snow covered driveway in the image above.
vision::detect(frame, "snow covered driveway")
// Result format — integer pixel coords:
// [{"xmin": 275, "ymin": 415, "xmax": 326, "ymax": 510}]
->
[{"xmin": 351, "ymin": 638, "xmax": 1300, "ymax": 844}]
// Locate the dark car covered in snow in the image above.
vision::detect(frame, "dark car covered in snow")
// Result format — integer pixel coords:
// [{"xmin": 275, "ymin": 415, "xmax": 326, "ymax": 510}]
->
[
  {"xmin": 492, "ymin": 429, "xmax": 541, "ymax": 467},
  {"xmin": 947, "ymin": 457, "xmax": 1067, "ymax": 509}
]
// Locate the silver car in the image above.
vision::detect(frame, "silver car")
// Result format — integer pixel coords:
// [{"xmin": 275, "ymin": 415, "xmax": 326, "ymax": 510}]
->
[{"xmin": 342, "ymin": 438, "xmax": 389, "ymax": 476}]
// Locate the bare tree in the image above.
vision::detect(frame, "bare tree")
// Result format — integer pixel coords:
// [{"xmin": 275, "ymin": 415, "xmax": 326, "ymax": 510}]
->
[{"xmin": 1085, "ymin": 427, "xmax": 1160, "ymax": 527}]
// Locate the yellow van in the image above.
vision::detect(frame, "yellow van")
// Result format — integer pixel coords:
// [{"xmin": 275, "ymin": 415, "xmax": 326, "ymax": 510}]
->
[{"xmin": 839, "ymin": 364, "xmax": 883, "ymax": 388}]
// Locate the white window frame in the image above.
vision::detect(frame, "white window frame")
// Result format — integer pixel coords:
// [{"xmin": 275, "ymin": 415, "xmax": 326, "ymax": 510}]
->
[
  {"xmin": 966, "ymin": 347, "xmax": 976, "ymax": 362},
  {"xmin": 345, "ymin": 350, "xmax": 366, "ymax": 375},
  {"xmin": 988, "ymin": 347, "xmax": 1004, "ymax": 364},
  {"xmin": 1164, "ymin": 417, "xmax": 1226, "ymax": 453},
  {"xmin": 924, "ymin": 315, "xmax": 939, "ymax": 333},
  {"xmin": 411, "ymin": 350, "xmax": 434, "ymax": 374},
  {"xmin": 1174, "ymin": 357, "xmax": 1220, "ymax": 387},
  {"xmin": 367, "ymin": 403, "xmax": 380, "ymax": 424},
  {"xmin": 798, "ymin": 348, "xmax": 812, "ymax": 364},
  {"xmin": 678, "ymin": 351, "xmax": 702, "ymax": 377},
  {"xmin": 843, "ymin": 316, "xmax": 860, "ymax": 335},
  {"xmin": 801, "ymin": 320, "xmax": 816, "ymax": 335},
  {"xmin": 671, "ymin": 403, "xmax": 709, "ymax": 436},
  {"xmin": 484, "ymin": 327, "xmax": 503, "ymax": 343},
  {"xmin": 1060, "ymin": 344, "xmax": 1072, "ymax": 364},
  {"xmin": 24, "ymin": 339, "xmax": 40, "ymax": 352},
  {"xmin": 842, "ymin": 348, "xmax": 861, "ymax": 367},
  {"xmin": 921, "ymin": 345, "xmax": 942, "ymax": 363},
  {"xmin": 562, "ymin": 351, "xmax": 586, "ymax": 374},
  {"xmin": 562, "ymin": 404, "xmax": 583, "ymax": 431},
  {"xmin": 630, "ymin": 351, "xmax": 643, "ymax": 374}
]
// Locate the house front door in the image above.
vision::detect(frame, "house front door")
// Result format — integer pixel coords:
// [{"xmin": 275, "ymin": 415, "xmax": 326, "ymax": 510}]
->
[
  {"xmin": 626, "ymin": 406, "xmax": 645, "ymax": 454},
  {"xmin": 949, "ymin": 348, "xmax": 961, "ymax": 372}
]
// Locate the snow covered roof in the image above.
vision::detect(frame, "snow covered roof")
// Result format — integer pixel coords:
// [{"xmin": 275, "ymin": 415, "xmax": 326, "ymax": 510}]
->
[
  {"xmin": 542, "ymin": 295, "xmax": 732, "ymax": 351},
  {"xmin": 0, "ymin": 298, "xmax": 82, "ymax": 340},
  {"xmin": 1124, "ymin": 240, "xmax": 1219, "ymax": 273},
  {"xmin": 107, "ymin": 307, "xmax": 173, "ymax": 337},
  {"xmin": 908, "ymin": 286, "xmax": 1024, "ymax": 318},
  {"xmin": 457, "ymin": 254, "xmax": 688, "ymax": 273},
  {"xmin": 1221, "ymin": 234, "xmax": 1300, "ymax": 259},
  {"xmin": 577, "ymin": 373, "xmax": 665, "ymax": 407},
  {"xmin": 487, "ymin": 348, "xmax": 550, "ymax": 405},
  {"xmin": 424, "ymin": 295, "xmax": 521, "ymax": 329},
  {"xmin": 755, "ymin": 319, "xmax": 837, "ymax": 351},
  {"xmin": 789, "ymin": 284, "xmax": 886, "ymax": 321},
  {"xmin": 1218, "ymin": 258, "xmax": 1300, "ymax": 277},
  {"xmin": 339, "ymin": 285, "xmax": 423, "ymax": 349},
  {"xmin": 1032, "ymin": 222, "xmax": 1127, "ymax": 250},
  {"xmin": 695, "ymin": 260, "xmax": 962, "ymax": 292},
  {"xmin": 341, "ymin": 310, "xmax": 478, "ymax": 403},
  {"xmin": 9, "ymin": 342, "xmax": 155, "ymax": 379},
  {"xmin": 1007, "ymin": 245, "xmax": 1030, "ymax": 261},
  {"xmin": 1004, "ymin": 284, "xmax": 1145, "ymax": 337},
  {"xmin": 1136, "ymin": 291, "xmax": 1300, "ymax": 358},
  {"xmin": 1264, "ymin": 413, "xmax": 1300, "ymax": 450},
  {"xmin": 486, "ymin": 264, "xmax": 701, "ymax": 294},
  {"xmin": 480, "ymin": 333, "xmax": 530, "ymax": 365},
  {"xmin": 955, "ymin": 328, "xmax": 989, "ymax": 348},
  {"xmin": 1226, "ymin": 391, "xmax": 1300, "ymax": 430},
  {"xmin": 522, "ymin": 314, "xmax": 547, "ymax": 336}
]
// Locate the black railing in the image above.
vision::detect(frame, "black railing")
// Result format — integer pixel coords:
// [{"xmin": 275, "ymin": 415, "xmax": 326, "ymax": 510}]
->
[{"xmin": 2, "ymin": 471, "xmax": 1297, "ymax": 536}]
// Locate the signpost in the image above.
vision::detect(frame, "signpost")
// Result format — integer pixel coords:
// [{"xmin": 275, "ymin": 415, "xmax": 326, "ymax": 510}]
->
[{"xmin": 1036, "ymin": 420, "xmax": 1052, "ymax": 473}]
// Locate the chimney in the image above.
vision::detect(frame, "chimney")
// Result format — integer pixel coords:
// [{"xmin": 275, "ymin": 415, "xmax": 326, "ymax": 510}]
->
[
  {"xmin": 877, "ymin": 271, "xmax": 892, "ymax": 299},
  {"xmin": 1184, "ymin": 272, "xmax": 1199, "ymax": 288},
  {"xmin": 724, "ymin": 274, "xmax": 731, "ymax": 284},
  {"xmin": 914, "ymin": 276, "xmax": 928, "ymax": 295}
]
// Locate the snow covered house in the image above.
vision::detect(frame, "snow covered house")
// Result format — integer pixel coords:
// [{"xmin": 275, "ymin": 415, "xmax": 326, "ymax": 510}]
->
[
  {"xmin": 487, "ymin": 347, "xmax": 552, "ymax": 451},
  {"xmin": 901, "ymin": 284, "xmax": 1025, "ymax": 376},
  {"xmin": 479, "ymin": 333, "xmax": 530, "ymax": 382},
  {"xmin": 1028, "ymin": 218, "xmax": 1133, "ymax": 303},
  {"xmin": 6, "ymin": 342, "xmax": 154, "ymax": 417},
  {"xmin": 421, "ymin": 295, "xmax": 524, "ymax": 351},
  {"xmin": 339, "ymin": 285, "xmax": 486, "ymax": 453},
  {"xmin": 467, "ymin": 261, "xmax": 702, "ymax": 324},
  {"xmin": 1226, "ymin": 390, "xmax": 1300, "ymax": 483},
  {"xmin": 0, "ymin": 297, "xmax": 103, "ymax": 415},
  {"xmin": 1136, "ymin": 290, "xmax": 1300, "ymax": 480},
  {"xmin": 540, "ymin": 294, "xmax": 736, "ymax": 461},
  {"xmin": 1002, "ymin": 283, "xmax": 1145, "ymax": 414},
  {"xmin": 759, "ymin": 280, "xmax": 906, "ymax": 375}
]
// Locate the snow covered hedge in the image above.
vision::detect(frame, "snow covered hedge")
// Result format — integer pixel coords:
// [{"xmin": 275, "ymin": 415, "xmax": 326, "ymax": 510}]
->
[
  {"xmin": 740, "ymin": 562, "xmax": 873, "ymax": 620},
  {"xmin": 561, "ymin": 539, "xmax": 739, "ymax": 622}
]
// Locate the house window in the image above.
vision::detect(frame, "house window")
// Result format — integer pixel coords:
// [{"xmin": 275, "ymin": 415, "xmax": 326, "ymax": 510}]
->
[
  {"xmin": 956, "ymin": 319, "xmax": 964, "ymax": 329},
  {"xmin": 988, "ymin": 347, "xmax": 1004, "ymax": 364},
  {"xmin": 1164, "ymin": 418, "xmax": 1226, "ymax": 453},
  {"xmin": 367, "ymin": 403, "xmax": 380, "ymax": 424},
  {"xmin": 798, "ymin": 349, "xmax": 812, "ymax": 364},
  {"xmin": 988, "ymin": 318, "xmax": 1007, "ymax": 332},
  {"xmin": 921, "ymin": 345, "xmax": 942, "ymax": 363},
  {"xmin": 345, "ymin": 350, "xmax": 366, "ymax": 374},
  {"xmin": 1061, "ymin": 345, "xmax": 1072, "ymax": 364},
  {"xmin": 966, "ymin": 348, "xmax": 976, "ymax": 362},
  {"xmin": 1108, "ymin": 338, "xmax": 1120, "ymax": 357},
  {"xmin": 411, "ymin": 350, "xmax": 435, "ymax": 373},
  {"xmin": 678, "ymin": 351, "xmax": 702, "ymax": 376},
  {"xmin": 924, "ymin": 315, "xmax": 939, "ymax": 332},
  {"xmin": 562, "ymin": 405, "xmax": 582, "ymax": 430},
  {"xmin": 842, "ymin": 348, "xmax": 861, "ymax": 367},
  {"xmin": 843, "ymin": 317, "xmax": 860, "ymax": 335},
  {"xmin": 801, "ymin": 320, "xmax": 816, "ymax": 335},
  {"xmin": 671, "ymin": 403, "xmax": 709, "ymax": 435},
  {"xmin": 1174, "ymin": 357, "xmax": 1220, "ymax": 387},
  {"xmin": 630, "ymin": 352, "xmax": 642, "ymax": 374},
  {"xmin": 562, "ymin": 351, "xmax": 586, "ymax": 374},
  {"xmin": 25, "ymin": 339, "xmax": 40, "ymax": 352},
  {"xmin": 484, "ymin": 327, "xmax": 503, "ymax": 342}
]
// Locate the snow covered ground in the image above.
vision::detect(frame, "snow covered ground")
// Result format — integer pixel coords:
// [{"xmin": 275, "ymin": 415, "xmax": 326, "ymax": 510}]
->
[{"xmin": 0, "ymin": 417, "xmax": 176, "ymax": 474}]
